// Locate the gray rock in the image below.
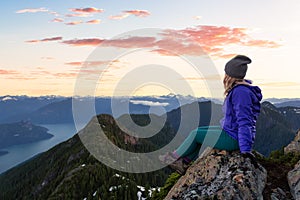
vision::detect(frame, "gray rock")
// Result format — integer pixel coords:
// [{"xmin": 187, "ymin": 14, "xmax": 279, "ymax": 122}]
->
[
  {"xmin": 287, "ymin": 160, "xmax": 300, "ymax": 200},
  {"xmin": 165, "ymin": 148, "xmax": 267, "ymax": 200},
  {"xmin": 284, "ymin": 130, "xmax": 300, "ymax": 154},
  {"xmin": 270, "ymin": 187, "xmax": 287, "ymax": 200}
]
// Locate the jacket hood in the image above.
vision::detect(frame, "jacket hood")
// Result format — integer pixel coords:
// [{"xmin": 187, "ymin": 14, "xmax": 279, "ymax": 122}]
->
[
  {"xmin": 234, "ymin": 83, "xmax": 262, "ymax": 102},
  {"xmin": 249, "ymin": 85, "xmax": 263, "ymax": 101}
]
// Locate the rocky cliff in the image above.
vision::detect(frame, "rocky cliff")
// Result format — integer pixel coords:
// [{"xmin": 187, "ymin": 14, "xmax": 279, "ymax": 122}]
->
[
  {"xmin": 287, "ymin": 160, "xmax": 300, "ymax": 200},
  {"xmin": 285, "ymin": 130, "xmax": 300, "ymax": 199},
  {"xmin": 165, "ymin": 148, "xmax": 267, "ymax": 200},
  {"xmin": 284, "ymin": 130, "xmax": 300, "ymax": 154}
]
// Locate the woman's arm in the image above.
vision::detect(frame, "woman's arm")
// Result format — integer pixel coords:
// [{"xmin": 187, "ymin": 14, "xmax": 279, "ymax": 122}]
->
[{"xmin": 232, "ymin": 87, "xmax": 254, "ymax": 153}]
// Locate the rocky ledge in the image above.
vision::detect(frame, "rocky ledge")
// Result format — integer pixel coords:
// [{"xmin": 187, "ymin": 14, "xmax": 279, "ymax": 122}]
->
[
  {"xmin": 165, "ymin": 148, "xmax": 267, "ymax": 200},
  {"xmin": 284, "ymin": 130, "xmax": 300, "ymax": 154}
]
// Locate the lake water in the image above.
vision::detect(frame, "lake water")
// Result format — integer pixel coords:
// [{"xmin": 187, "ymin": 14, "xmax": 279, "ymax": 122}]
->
[{"xmin": 0, "ymin": 123, "xmax": 83, "ymax": 174}]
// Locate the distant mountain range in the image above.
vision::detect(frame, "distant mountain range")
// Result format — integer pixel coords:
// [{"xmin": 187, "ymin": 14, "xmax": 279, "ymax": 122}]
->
[
  {"xmin": 264, "ymin": 98, "xmax": 300, "ymax": 105},
  {"xmin": 0, "ymin": 121, "xmax": 53, "ymax": 150},
  {"xmin": 1, "ymin": 95, "xmax": 299, "ymax": 125},
  {"xmin": 0, "ymin": 95, "xmax": 64, "ymax": 122},
  {"xmin": 275, "ymin": 100, "xmax": 300, "ymax": 108},
  {"xmin": 0, "ymin": 94, "xmax": 213, "ymax": 124}
]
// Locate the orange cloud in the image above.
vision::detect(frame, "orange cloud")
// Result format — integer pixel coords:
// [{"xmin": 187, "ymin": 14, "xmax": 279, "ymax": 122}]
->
[
  {"xmin": 53, "ymin": 72, "xmax": 77, "ymax": 78},
  {"xmin": 30, "ymin": 69, "xmax": 78, "ymax": 79},
  {"xmin": 65, "ymin": 62, "xmax": 82, "ymax": 66},
  {"xmin": 51, "ymin": 18, "xmax": 64, "ymax": 23},
  {"xmin": 243, "ymin": 40, "xmax": 280, "ymax": 48},
  {"xmin": 70, "ymin": 7, "xmax": 104, "ymax": 13},
  {"xmin": 0, "ymin": 69, "xmax": 37, "ymax": 81},
  {"xmin": 62, "ymin": 38, "xmax": 104, "ymax": 46},
  {"xmin": 65, "ymin": 21, "xmax": 83, "ymax": 25},
  {"xmin": 65, "ymin": 60, "xmax": 108, "ymax": 66},
  {"xmin": 86, "ymin": 19, "xmax": 101, "ymax": 24},
  {"xmin": 26, "ymin": 36, "xmax": 63, "ymax": 43},
  {"xmin": 124, "ymin": 10, "xmax": 150, "ymax": 17},
  {"xmin": 0, "ymin": 69, "xmax": 19, "ymax": 75},
  {"xmin": 16, "ymin": 8, "xmax": 48, "ymax": 14}
]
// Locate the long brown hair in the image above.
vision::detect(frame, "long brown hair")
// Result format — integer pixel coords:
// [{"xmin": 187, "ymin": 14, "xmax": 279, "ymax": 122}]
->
[{"xmin": 223, "ymin": 74, "xmax": 244, "ymax": 96}]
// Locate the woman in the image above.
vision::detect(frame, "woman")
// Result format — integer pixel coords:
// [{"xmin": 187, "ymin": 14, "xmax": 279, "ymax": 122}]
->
[{"xmin": 159, "ymin": 55, "xmax": 263, "ymax": 174}]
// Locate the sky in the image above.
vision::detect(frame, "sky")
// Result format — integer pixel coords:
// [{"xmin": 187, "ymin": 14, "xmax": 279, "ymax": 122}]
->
[{"xmin": 1, "ymin": 0, "xmax": 300, "ymax": 98}]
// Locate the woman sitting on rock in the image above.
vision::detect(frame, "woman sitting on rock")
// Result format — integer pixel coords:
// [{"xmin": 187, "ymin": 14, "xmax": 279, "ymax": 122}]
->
[{"xmin": 159, "ymin": 55, "xmax": 263, "ymax": 174}]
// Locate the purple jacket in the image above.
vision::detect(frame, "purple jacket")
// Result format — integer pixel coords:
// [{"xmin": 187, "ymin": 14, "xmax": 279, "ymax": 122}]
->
[{"xmin": 220, "ymin": 82, "xmax": 263, "ymax": 153}]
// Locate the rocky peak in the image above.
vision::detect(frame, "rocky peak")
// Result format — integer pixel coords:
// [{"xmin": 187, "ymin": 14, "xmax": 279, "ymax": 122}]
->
[
  {"xmin": 284, "ymin": 129, "xmax": 300, "ymax": 154},
  {"xmin": 165, "ymin": 148, "xmax": 267, "ymax": 200}
]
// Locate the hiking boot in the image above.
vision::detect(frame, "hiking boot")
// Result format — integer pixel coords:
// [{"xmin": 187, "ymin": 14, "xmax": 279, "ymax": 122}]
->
[
  {"xmin": 169, "ymin": 158, "xmax": 189, "ymax": 175},
  {"xmin": 159, "ymin": 152, "xmax": 177, "ymax": 165}
]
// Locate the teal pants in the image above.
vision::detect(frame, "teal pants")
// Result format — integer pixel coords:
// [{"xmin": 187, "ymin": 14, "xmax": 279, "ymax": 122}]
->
[{"xmin": 174, "ymin": 126, "xmax": 239, "ymax": 162}]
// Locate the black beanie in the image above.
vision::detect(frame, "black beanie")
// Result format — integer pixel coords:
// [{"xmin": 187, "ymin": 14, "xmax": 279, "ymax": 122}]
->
[{"xmin": 224, "ymin": 55, "xmax": 251, "ymax": 79}]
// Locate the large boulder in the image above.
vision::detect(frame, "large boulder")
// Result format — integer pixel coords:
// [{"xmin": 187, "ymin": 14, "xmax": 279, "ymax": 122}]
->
[
  {"xmin": 284, "ymin": 130, "xmax": 300, "ymax": 154},
  {"xmin": 165, "ymin": 148, "xmax": 267, "ymax": 200},
  {"xmin": 287, "ymin": 160, "xmax": 300, "ymax": 200}
]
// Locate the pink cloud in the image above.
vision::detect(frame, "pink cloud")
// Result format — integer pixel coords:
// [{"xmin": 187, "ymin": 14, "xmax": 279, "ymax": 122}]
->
[
  {"xmin": 65, "ymin": 21, "xmax": 83, "ymax": 26},
  {"xmin": 41, "ymin": 37, "xmax": 63, "ymax": 42},
  {"xmin": 60, "ymin": 25, "xmax": 280, "ymax": 58},
  {"xmin": 25, "ymin": 40, "xmax": 40, "ymax": 43},
  {"xmin": 86, "ymin": 19, "xmax": 101, "ymax": 24},
  {"xmin": 0, "ymin": 69, "xmax": 19, "ymax": 75},
  {"xmin": 51, "ymin": 18, "xmax": 64, "ymax": 23},
  {"xmin": 65, "ymin": 60, "xmax": 107, "ymax": 66},
  {"xmin": 53, "ymin": 72, "xmax": 77, "ymax": 78},
  {"xmin": 155, "ymin": 26, "xmax": 281, "ymax": 56},
  {"xmin": 110, "ymin": 10, "xmax": 150, "ymax": 20},
  {"xmin": 124, "ymin": 10, "xmax": 150, "ymax": 17},
  {"xmin": 109, "ymin": 13, "xmax": 130, "ymax": 20},
  {"xmin": 243, "ymin": 40, "xmax": 280, "ymax": 48},
  {"xmin": 65, "ymin": 13, "xmax": 92, "ymax": 18},
  {"xmin": 48, "ymin": 11, "xmax": 59, "ymax": 16},
  {"xmin": 0, "ymin": 69, "xmax": 37, "ymax": 80},
  {"xmin": 30, "ymin": 69, "xmax": 78, "ymax": 79},
  {"xmin": 65, "ymin": 62, "xmax": 83, "ymax": 66},
  {"xmin": 26, "ymin": 36, "xmax": 63, "ymax": 43},
  {"xmin": 16, "ymin": 8, "xmax": 48, "ymax": 14},
  {"xmin": 103, "ymin": 36, "xmax": 156, "ymax": 48},
  {"xmin": 62, "ymin": 38, "xmax": 104, "ymax": 46},
  {"xmin": 69, "ymin": 7, "xmax": 104, "ymax": 13}
]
